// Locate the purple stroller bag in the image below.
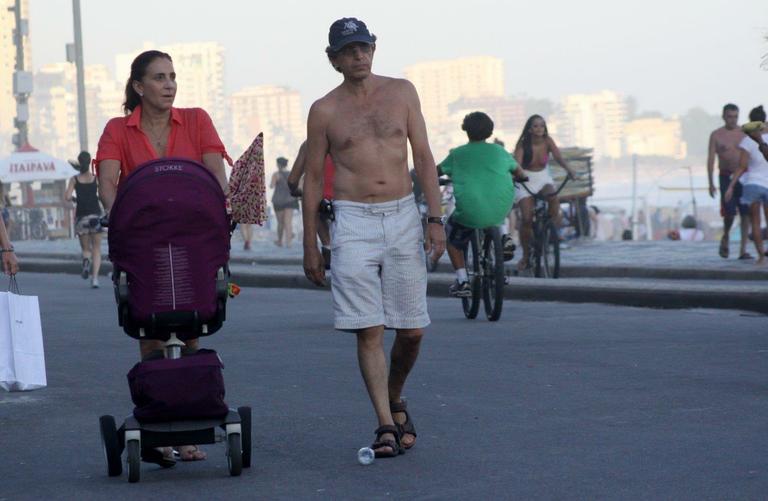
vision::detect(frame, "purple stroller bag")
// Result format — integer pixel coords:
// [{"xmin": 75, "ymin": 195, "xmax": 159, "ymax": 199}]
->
[
  {"xmin": 127, "ymin": 349, "xmax": 228, "ymax": 422},
  {"xmin": 108, "ymin": 158, "xmax": 230, "ymax": 340}
]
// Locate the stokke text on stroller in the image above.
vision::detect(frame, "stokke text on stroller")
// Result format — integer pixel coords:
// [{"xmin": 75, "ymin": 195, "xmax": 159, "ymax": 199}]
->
[{"xmin": 98, "ymin": 157, "xmax": 252, "ymax": 482}]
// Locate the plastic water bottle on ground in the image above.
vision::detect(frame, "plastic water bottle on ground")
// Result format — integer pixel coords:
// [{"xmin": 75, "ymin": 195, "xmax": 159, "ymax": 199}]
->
[{"xmin": 357, "ymin": 447, "xmax": 375, "ymax": 465}]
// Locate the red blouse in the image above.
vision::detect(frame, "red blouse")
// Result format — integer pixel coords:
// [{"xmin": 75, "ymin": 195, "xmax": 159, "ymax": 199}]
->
[{"xmin": 94, "ymin": 105, "xmax": 230, "ymax": 181}]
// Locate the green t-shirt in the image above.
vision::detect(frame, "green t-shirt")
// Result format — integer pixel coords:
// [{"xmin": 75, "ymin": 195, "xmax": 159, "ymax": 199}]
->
[{"xmin": 439, "ymin": 142, "xmax": 519, "ymax": 228}]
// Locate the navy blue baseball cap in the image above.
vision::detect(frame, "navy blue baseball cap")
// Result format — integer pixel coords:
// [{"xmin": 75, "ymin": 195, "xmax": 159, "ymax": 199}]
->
[{"xmin": 327, "ymin": 18, "xmax": 377, "ymax": 53}]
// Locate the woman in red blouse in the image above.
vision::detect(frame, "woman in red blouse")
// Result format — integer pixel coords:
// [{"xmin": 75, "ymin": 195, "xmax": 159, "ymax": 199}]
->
[{"xmin": 96, "ymin": 50, "xmax": 231, "ymax": 462}]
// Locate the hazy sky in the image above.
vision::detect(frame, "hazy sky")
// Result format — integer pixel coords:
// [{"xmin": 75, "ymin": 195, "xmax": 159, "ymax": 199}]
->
[{"xmin": 28, "ymin": 0, "xmax": 767, "ymax": 117}]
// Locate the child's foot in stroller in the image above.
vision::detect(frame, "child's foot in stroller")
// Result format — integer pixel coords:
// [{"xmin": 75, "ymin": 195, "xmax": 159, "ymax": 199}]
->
[{"xmin": 178, "ymin": 445, "xmax": 207, "ymax": 461}]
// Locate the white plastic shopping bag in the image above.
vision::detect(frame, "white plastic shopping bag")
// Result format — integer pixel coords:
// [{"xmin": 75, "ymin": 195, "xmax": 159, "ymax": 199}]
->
[{"xmin": 0, "ymin": 277, "xmax": 46, "ymax": 391}]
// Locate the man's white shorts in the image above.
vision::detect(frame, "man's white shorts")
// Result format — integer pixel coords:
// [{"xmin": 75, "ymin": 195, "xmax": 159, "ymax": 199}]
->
[
  {"xmin": 330, "ymin": 194, "xmax": 430, "ymax": 331},
  {"xmin": 516, "ymin": 168, "xmax": 555, "ymax": 202}
]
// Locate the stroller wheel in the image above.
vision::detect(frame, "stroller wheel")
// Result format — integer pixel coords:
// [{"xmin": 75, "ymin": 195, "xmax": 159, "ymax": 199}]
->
[
  {"xmin": 99, "ymin": 415, "xmax": 122, "ymax": 477},
  {"xmin": 126, "ymin": 439, "xmax": 141, "ymax": 483},
  {"xmin": 238, "ymin": 406, "xmax": 252, "ymax": 468},
  {"xmin": 227, "ymin": 433, "xmax": 242, "ymax": 476}
]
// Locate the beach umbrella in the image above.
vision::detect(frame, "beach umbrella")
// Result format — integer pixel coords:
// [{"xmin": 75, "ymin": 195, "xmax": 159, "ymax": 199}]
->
[{"xmin": 0, "ymin": 144, "xmax": 74, "ymax": 183}]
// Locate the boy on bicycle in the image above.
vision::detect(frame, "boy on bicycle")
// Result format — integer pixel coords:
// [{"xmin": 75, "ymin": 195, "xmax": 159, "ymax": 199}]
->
[{"xmin": 437, "ymin": 112, "xmax": 525, "ymax": 297}]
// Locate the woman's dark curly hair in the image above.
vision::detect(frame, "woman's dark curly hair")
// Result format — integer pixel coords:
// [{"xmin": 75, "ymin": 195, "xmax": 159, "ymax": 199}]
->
[{"xmin": 516, "ymin": 115, "xmax": 549, "ymax": 169}]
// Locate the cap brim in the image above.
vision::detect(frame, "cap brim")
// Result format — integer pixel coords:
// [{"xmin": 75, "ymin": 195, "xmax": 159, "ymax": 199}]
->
[{"xmin": 329, "ymin": 33, "xmax": 376, "ymax": 53}]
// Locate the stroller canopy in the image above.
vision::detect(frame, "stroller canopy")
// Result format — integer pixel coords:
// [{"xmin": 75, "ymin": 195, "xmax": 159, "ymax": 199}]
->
[{"xmin": 109, "ymin": 158, "xmax": 230, "ymax": 332}]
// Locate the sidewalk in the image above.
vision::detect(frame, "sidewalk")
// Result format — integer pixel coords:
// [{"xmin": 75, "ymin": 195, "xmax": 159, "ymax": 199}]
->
[{"xmin": 12, "ymin": 237, "xmax": 768, "ymax": 313}]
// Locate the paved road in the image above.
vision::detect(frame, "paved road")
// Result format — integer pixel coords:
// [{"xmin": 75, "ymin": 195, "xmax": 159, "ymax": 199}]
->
[{"xmin": 1, "ymin": 273, "xmax": 766, "ymax": 499}]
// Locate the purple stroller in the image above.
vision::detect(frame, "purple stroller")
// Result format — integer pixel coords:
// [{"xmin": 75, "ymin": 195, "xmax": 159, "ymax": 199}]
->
[{"xmin": 98, "ymin": 158, "xmax": 251, "ymax": 482}]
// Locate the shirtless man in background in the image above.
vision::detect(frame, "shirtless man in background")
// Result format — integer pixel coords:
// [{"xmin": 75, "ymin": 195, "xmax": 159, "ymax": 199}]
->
[
  {"xmin": 287, "ymin": 141, "xmax": 332, "ymax": 268},
  {"xmin": 708, "ymin": 103, "xmax": 751, "ymax": 259},
  {"xmin": 302, "ymin": 18, "xmax": 445, "ymax": 458}
]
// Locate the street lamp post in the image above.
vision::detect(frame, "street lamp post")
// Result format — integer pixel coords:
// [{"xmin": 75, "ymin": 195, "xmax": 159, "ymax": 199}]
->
[
  {"xmin": 630, "ymin": 154, "xmax": 638, "ymax": 240},
  {"xmin": 683, "ymin": 165, "xmax": 698, "ymax": 223},
  {"xmin": 70, "ymin": 0, "xmax": 88, "ymax": 152},
  {"xmin": 9, "ymin": 0, "xmax": 32, "ymax": 150}
]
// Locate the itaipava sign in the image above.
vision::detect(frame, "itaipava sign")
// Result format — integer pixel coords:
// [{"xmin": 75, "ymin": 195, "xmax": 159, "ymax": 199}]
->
[{"xmin": 9, "ymin": 161, "xmax": 57, "ymax": 173}]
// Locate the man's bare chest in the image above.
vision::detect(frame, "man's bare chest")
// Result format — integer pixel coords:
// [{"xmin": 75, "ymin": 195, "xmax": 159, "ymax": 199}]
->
[
  {"xmin": 329, "ymin": 101, "xmax": 407, "ymax": 148},
  {"xmin": 714, "ymin": 131, "xmax": 743, "ymax": 154}
]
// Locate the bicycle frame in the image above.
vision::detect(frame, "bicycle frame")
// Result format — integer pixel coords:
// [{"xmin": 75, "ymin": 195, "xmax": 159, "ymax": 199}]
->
[
  {"xmin": 468, "ymin": 228, "xmax": 493, "ymax": 281},
  {"xmin": 437, "ymin": 176, "xmax": 505, "ymax": 318},
  {"xmin": 517, "ymin": 177, "xmax": 568, "ymax": 233},
  {"xmin": 518, "ymin": 177, "xmax": 570, "ymax": 209},
  {"xmin": 516, "ymin": 178, "xmax": 570, "ymax": 277}
]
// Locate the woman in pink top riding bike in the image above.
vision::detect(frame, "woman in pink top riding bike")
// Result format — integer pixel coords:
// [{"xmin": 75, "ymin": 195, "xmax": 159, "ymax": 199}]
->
[{"xmin": 513, "ymin": 115, "xmax": 576, "ymax": 272}]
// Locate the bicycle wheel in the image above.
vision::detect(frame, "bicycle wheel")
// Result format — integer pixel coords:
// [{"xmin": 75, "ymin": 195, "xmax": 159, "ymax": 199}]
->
[
  {"xmin": 482, "ymin": 228, "xmax": 505, "ymax": 321},
  {"xmin": 532, "ymin": 219, "xmax": 544, "ymax": 278},
  {"xmin": 461, "ymin": 230, "xmax": 481, "ymax": 319},
  {"xmin": 535, "ymin": 221, "xmax": 561, "ymax": 278},
  {"xmin": 31, "ymin": 222, "xmax": 47, "ymax": 240}
]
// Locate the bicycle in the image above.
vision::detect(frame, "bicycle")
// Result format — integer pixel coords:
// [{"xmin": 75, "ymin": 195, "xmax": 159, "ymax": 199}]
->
[
  {"xmin": 516, "ymin": 177, "xmax": 569, "ymax": 278},
  {"xmin": 460, "ymin": 224, "xmax": 506, "ymax": 321},
  {"xmin": 436, "ymin": 176, "xmax": 508, "ymax": 321}
]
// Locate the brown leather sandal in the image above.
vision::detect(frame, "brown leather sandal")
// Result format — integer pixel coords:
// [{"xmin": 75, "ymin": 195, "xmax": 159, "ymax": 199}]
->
[
  {"xmin": 390, "ymin": 400, "xmax": 417, "ymax": 449},
  {"xmin": 371, "ymin": 425, "xmax": 403, "ymax": 458},
  {"xmin": 141, "ymin": 446, "xmax": 176, "ymax": 468}
]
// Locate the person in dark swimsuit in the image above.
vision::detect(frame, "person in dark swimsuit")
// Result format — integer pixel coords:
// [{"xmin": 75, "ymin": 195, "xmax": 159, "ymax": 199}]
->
[
  {"xmin": 66, "ymin": 151, "xmax": 104, "ymax": 288},
  {"xmin": 0, "ymin": 188, "xmax": 18, "ymax": 275},
  {"xmin": 270, "ymin": 156, "xmax": 300, "ymax": 247},
  {"xmin": 1, "ymin": 184, "xmax": 12, "ymax": 238}
]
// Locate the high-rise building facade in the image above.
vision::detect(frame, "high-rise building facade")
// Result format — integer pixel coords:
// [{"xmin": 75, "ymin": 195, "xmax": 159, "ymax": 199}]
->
[
  {"xmin": 559, "ymin": 90, "xmax": 628, "ymax": 160},
  {"xmin": 27, "ymin": 63, "xmax": 123, "ymax": 159},
  {"xmin": 404, "ymin": 56, "xmax": 504, "ymax": 128},
  {"xmin": 160, "ymin": 42, "xmax": 227, "ymax": 132},
  {"xmin": 447, "ymin": 96, "xmax": 527, "ymax": 145},
  {"xmin": 83, "ymin": 64, "xmax": 123, "ymax": 148},
  {"xmin": 28, "ymin": 63, "xmax": 78, "ymax": 159},
  {"xmin": 229, "ymin": 84, "xmax": 303, "ymax": 164},
  {"xmin": 625, "ymin": 117, "xmax": 687, "ymax": 159}
]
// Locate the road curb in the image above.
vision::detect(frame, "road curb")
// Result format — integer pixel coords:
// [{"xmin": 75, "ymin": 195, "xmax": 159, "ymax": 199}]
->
[
  {"xmin": 16, "ymin": 258, "xmax": 768, "ymax": 314},
  {"xmin": 16, "ymin": 251, "xmax": 768, "ymax": 282},
  {"xmin": 500, "ymin": 282, "xmax": 768, "ymax": 313}
]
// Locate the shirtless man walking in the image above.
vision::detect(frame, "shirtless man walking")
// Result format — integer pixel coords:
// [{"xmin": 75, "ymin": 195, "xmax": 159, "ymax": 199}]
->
[
  {"xmin": 302, "ymin": 18, "xmax": 445, "ymax": 458},
  {"xmin": 708, "ymin": 103, "xmax": 751, "ymax": 259}
]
